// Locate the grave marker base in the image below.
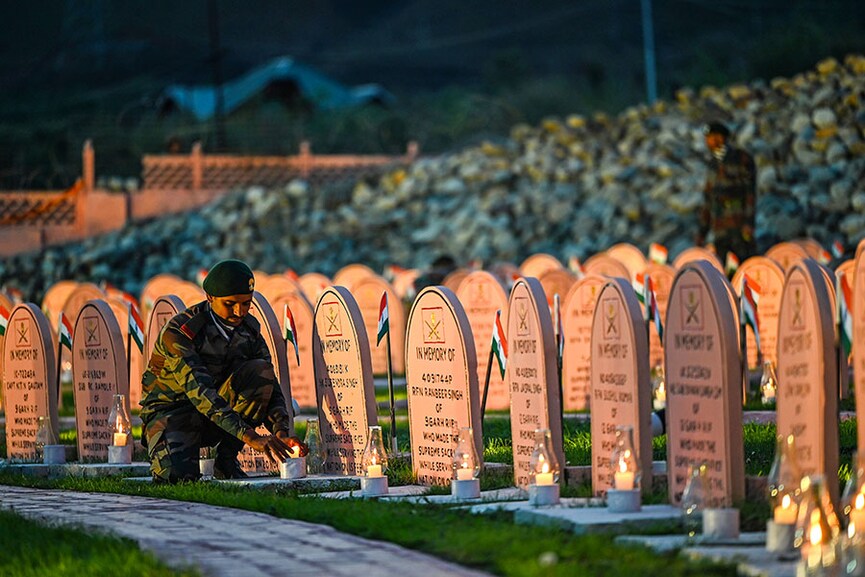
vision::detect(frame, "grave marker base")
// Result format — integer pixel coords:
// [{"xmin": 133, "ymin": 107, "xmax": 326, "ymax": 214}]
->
[
  {"xmin": 703, "ymin": 508, "xmax": 740, "ymax": 540},
  {"xmin": 607, "ymin": 489, "xmax": 641, "ymax": 513},
  {"xmin": 361, "ymin": 476, "xmax": 389, "ymax": 497},
  {"xmin": 279, "ymin": 457, "xmax": 307, "ymax": 479},
  {"xmin": 528, "ymin": 484, "xmax": 560, "ymax": 507},
  {"xmin": 451, "ymin": 479, "xmax": 481, "ymax": 500},
  {"xmin": 42, "ymin": 445, "xmax": 66, "ymax": 464},
  {"xmin": 766, "ymin": 520, "xmax": 796, "ymax": 554},
  {"xmin": 107, "ymin": 445, "xmax": 133, "ymax": 464}
]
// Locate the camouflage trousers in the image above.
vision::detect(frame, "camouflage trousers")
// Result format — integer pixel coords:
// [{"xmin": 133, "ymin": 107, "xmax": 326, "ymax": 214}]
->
[{"xmin": 144, "ymin": 359, "xmax": 276, "ymax": 483}]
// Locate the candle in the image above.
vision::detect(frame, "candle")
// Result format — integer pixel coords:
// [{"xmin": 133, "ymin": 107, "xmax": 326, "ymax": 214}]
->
[
  {"xmin": 367, "ymin": 464, "xmax": 382, "ymax": 478},
  {"xmin": 614, "ymin": 471, "xmax": 635, "ymax": 491},
  {"xmin": 774, "ymin": 497, "xmax": 797, "ymax": 525},
  {"xmin": 456, "ymin": 468, "xmax": 474, "ymax": 481},
  {"xmin": 113, "ymin": 432, "xmax": 128, "ymax": 447},
  {"xmin": 850, "ymin": 507, "xmax": 865, "ymax": 534},
  {"xmin": 535, "ymin": 472, "xmax": 554, "ymax": 486},
  {"xmin": 288, "ymin": 446, "xmax": 300, "ymax": 459}
]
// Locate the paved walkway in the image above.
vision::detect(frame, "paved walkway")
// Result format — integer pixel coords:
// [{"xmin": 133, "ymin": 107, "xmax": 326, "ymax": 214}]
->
[{"xmin": 0, "ymin": 486, "xmax": 492, "ymax": 577}]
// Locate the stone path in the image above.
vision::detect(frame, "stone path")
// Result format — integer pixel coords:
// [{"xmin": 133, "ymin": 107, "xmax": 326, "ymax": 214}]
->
[{"xmin": 0, "ymin": 485, "xmax": 492, "ymax": 577}]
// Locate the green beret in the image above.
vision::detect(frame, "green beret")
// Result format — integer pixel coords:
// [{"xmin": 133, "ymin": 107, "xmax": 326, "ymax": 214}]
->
[{"xmin": 202, "ymin": 260, "xmax": 255, "ymax": 296}]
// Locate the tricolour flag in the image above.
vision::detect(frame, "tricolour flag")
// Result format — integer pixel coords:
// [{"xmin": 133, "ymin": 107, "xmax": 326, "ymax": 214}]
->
[
  {"xmin": 818, "ymin": 249, "xmax": 832, "ymax": 266},
  {"xmin": 833, "ymin": 240, "xmax": 845, "ymax": 259},
  {"xmin": 741, "ymin": 274, "xmax": 762, "ymax": 353},
  {"xmin": 0, "ymin": 305, "xmax": 9, "ymax": 337},
  {"xmin": 646, "ymin": 276, "xmax": 664, "ymax": 341},
  {"xmin": 633, "ymin": 273, "xmax": 647, "ymax": 306},
  {"xmin": 491, "ymin": 310, "xmax": 508, "ymax": 379},
  {"xmin": 725, "ymin": 252, "xmax": 740, "ymax": 277},
  {"xmin": 376, "ymin": 291, "xmax": 389, "ymax": 346},
  {"xmin": 196, "ymin": 268, "xmax": 209, "ymax": 287},
  {"xmin": 59, "ymin": 312, "xmax": 73, "ymax": 350},
  {"xmin": 567, "ymin": 256, "xmax": 585, "ymax": 278},
  {"xmin": 839, "ymin": 272, "xmax": 853, "ymax": 357},
  {"xmin": 283, "ymin": 303, "xmax": 301, "ymax": 365},
  {"xmin": 649, "ymin": 243, "xmax": 668, "ymax": 265},
  {"xmin": 129, "ymin": 303, "xmax": 145, "ymax": 354},
  {"xmin": 554, "ymin": 294, "xmax": 564, "ymax": 360}
]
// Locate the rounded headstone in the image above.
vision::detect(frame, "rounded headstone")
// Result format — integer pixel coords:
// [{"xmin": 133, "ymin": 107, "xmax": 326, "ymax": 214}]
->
[
  {"xmin": 267, "ymin": 291, "xmax": 316, "ymax": 409},
  {"xmin": 298, "ymin": 272, "xmax": 331, "ymax": 306},
  {"xmin": 519, "ymin": 253, "xmax": 564, "ymax": 279},
  {"xmin": 537, "ymin": 268, "xmax": 577, "ymax": 310},
  {"xmin": 140, "ymin": 273, "xmax": 184, "ymax": 321},
  {"xmin": 607, "ymin": 243, "xmax": 648, "ymax": 281},
  {"xmin": 561, "ymin": 274, "xmax": 607, "ymax": 411},
  {"xmin": 672, "ymin": 247, "xmax": 725, "ymax": 274},
  {"xmin": 582, "ymin": 254, "xmax": 631, "ymax": 280},
  {"xmin": 313, "ymin": 287, "xmax": 377, "ymax": 476},
  {"xmin": 766, "ymin": 242, "xmax": 809, "ymax": 272},
  {"xmin": 352, "ymin": 275, "xmax": 406, "ymax": 375},
  {"xmin": 731, "ymin": 257, "xmax": 786, "ymax": 369},
  {"xmin": 332, "ymin": 263, "xmax": 376, "ymax": 289},
  {"xmin": 2, "ymin": 304, "xmax": 58, "ymax": 461},
  {"xmin": 643, "ymin": 263, "xmax": 676, "ymax": 368},
  {"xmin": 106, "ymin": 297, "xmax": 145, "ymax": 410},
  {"xmin": 405, "ymin": 286, "xmax": 481, "ymax": 486},
  {"xmin": 41, "ymin": 281, "xmax": 78, "ymax": 334},
  {"xmin": 455, "ymin": 271, "xmax": 510, "ymax": 412},
  {"xmin": 145, "ymin": 295, "xmax": 184, "ymax": 360},
  {"xmin": 442, "ymin": 269, "xmax": 470, "ymax": 294}
]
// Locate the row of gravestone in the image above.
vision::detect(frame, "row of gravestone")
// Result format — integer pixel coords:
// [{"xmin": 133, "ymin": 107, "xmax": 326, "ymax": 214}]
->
[{"xmin": 0, "ymin": 253, "xmax": 849, "ymax": 512}]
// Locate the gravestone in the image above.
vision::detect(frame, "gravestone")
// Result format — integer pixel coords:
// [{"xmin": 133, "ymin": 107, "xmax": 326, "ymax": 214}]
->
[
  {"xmin": 61, "ymin": 283, "xmax": 106, "ymax": 406},
  {"xmin": 854, "ymin": 247, "xmax": 865, "ymax": 451},
  {"xmin": 731, "ymin": 257, "xmax": 785, "ymax": 369},
  {"xmin": 537, "ymin": 268, "xmax": 577, "ymax": 310},
  {"xmin": 0, "ymin": 292, "xmax": 13, "ymax": 410},
  {"xmin": 392, "ymin": 268, "xmax": 421, "ymax": 301},
  {"xmin": 144, "ymin": 295, "xmax": 185, "ymax": 360},
  {"xmin": 298, "ymin": 272, "xmax": 331, "ymax": 306},
  {"xmin": 561, "ymin": 274, "xmax": 607, "ymax": 411},
  {"xmin": 107, "ymin": 297, "xmax": 145, "ymax": 410},
  {"xmin": 168, "ymin": 281, "xmax": 205, "ymax": 309},
  {"xmin": 2, "ymin": 304, "xmax": 58, "ymax": 461},
  {"xmin": 766, "ymin": 242, "xmax": 809, "ymax": 272},
  {"xmin": 836, "ymin": 259, "xmax": 855, "ymax": 284},
  {"xmin": 41, "ymin": 280, "xmax": 78, "ymax": 334},
  {"xmin": 264, "ymin": 290, "xmax": 317, "ymax": 410},
  {"xmin": 507, "ymin": 277, "xmax": 564, "ymax": 488},
  {"xmin": 405, "ymin": 286, "xmax": 482, "ymax": 486},
  {"xmin": 442, "ymin": 269, "xmax": 470, "ymax": 293},
  {"xmin": 313, "ymin": 287, "xmax": 378, "ymax": 476},
  {"xmin": 582, "ymin": 254, "xmax": 631, "ymax": 280},
  {"xmin": 665, "ymin": 261, "xmax": 744, "ymax": 506},
  {"xmin": 795, "ymin": 238, "xmax": 827, "ymax": 261},
  {"xmin": 643, "ymin": 263, "xmax": 676, "ymax": 368},
  {"xmin": 672, "ymin": 247, "xmax": 725, "ymax": 274},
  {"xmin": 519, "ymin": 253, "xmax": 564, "ymax": 278},
  {"xmin": 332, "ymin": 263, "xmax": 376, "ymax": 288},
  {"xmin": 589, "ymin": 279, "xmax": 652, "ymax": 495},
  {"xmin": 239, "ymin": 292, "xmax": 295, "ymax": 473},
  {"xmin": 455, "ymin": 271, "xmax": 510, "ymax": 412},
  {"xmin": 72, "ymin": 299, "xmax": 130, "ymax": 462},
  {"xmin": 140, "ymin": 273, "xmax": 184, "ymax": 322},
  {"xmin": 352, "ymin": 275, "xmax": 406, "ymax": 375},
  {"xmin": 776, "ymin": 259, "xmax": 840, "ymax": 506},
  {"xmin": 607, "ymin": 243, "xmax": 648, "ymax": 282}
]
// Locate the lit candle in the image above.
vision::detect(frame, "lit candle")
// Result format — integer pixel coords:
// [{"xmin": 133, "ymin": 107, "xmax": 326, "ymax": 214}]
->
[
  {"xmin": 113, "ymin": 432, "xmax": 128, "ymax": 447},
  {"xmin": 288, "ymin": 446, "xmax": 300, "ymax": 459},
  {"xmin": 850, "ymin": 494, "xmax": 865, "ymax": 533},
  {"xmin": 773, "ymin": 494, "xmax": 797, "ymax": 525},
  {"xmin": 614, "ymin": 471, "xmax": 635, "ymax": 491},
  {"xmin": 367, "ymin": 464, "xmax": 383, "ymax": 478},
  {"xmin": 456, "ymin": 467, "xmax": 474, "ymax": 481},
  {"xmin": 535, "ymin": 472, "xmax": 554, "ymax": 486}
]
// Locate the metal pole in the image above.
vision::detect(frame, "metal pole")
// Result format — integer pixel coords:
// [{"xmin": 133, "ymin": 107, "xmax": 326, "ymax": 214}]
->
[
  {"xmin": 385, "ymin": 325, "xmax": 397, "ymax": 454},
  {"xmin": 640, "ymin": 0, "xmax": 658, "ymax": 104},
  {"xmin": 480, "ymin": 344, "xmax": 495, "ymax": 423}
]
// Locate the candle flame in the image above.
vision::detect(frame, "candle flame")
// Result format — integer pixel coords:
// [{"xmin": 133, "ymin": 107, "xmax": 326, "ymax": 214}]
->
[
  {"xmin": 781, "ymin": 494, "xmax": 792, "ymax": 509},
  {"xmin": 809, "ymin": 510, "xmax": 823, "ymax": 545},
  {"xmin": 541, "ymin": 462, "xmax": 550, "ymax": 474},
  {"xmin": 856, "ymin": 493, "xmax": 865, "ymax": 510}
]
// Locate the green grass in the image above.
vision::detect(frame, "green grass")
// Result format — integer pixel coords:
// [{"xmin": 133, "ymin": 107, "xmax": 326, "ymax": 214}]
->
[
  {"xmin": 0, "ymin": 507, "xmax": 199, "ymax": 577},
  {"xmin": 0, "ymin": 474, "xmax": 738, "ymax": 577}
]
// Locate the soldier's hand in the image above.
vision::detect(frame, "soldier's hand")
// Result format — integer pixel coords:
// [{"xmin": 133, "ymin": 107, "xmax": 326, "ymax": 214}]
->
[
  {"xmin": 242, "ymin": 429, "xmax": 292, "ymax": 466},
  {"xmin": 275, "ymin": 431, "xmax": 308, "ymax": 457}
]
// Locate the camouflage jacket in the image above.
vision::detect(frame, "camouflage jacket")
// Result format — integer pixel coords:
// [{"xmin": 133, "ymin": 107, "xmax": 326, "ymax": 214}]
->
[
  {"xmin": 140, "ymin": 301, "xmax": 291, "ymax": 440},
  {"xmin": 698, "ymin": 146, "xmax": 757, "ymax": 246}
]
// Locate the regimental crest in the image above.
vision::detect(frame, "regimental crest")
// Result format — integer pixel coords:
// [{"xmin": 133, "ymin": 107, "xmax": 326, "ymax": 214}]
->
[
  {"xmin": 790, "ymin": 282, "xmax": 805, "ymax": 331},
  {"xmin": 249, "ymin": 277, "xmax": 255, "ymax": 292},
  {"xmin": 323, "ymin": 301, "xmax": 342, "ymax": 337},
  {"xmin": 603, "ymin": 297, "xmax": 619, "ymax": 341},
  {"xmin": 681, "ymin": 285, "xmax": 704, "ymax": 331},
  {"xmin": 515, "ymin": 296, "xmax": 530, "ymax": 337},
  {"xmin": 421, "ymin": 307, "xmax": 445, "ymax": 344},
  {"xmin": 84, "ymin": 315, "xmax": 101, "ymax": 347},
  {"xmin": 14, "ymin": 318, "xmax": 31, "ymax": 348}
]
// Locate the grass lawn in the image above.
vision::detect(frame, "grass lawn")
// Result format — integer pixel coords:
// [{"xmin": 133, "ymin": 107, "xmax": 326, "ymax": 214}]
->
[{"xmin": 0, "ymin": 507, "xmax": 200, "ymax": 577}]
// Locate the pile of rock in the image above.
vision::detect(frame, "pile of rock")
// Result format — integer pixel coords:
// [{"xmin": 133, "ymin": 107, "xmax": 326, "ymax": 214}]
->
[{"xmin": 2, "ymin": 55, "xmax": 864, "ymax": 301}]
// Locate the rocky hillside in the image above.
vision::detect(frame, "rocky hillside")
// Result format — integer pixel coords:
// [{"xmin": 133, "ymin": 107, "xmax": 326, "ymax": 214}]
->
[{"xmin": 2, "ymin": 55, "xmax": 865, "ymax": 302}]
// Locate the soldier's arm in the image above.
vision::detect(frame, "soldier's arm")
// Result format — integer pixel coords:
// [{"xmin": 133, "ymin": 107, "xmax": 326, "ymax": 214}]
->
[
  {"xmin": 253, "ymin": 333, "xmax": 293, "ymax": 435},
  {"xmin": 160, "ymin": 326, "xmax": 250, "ymax": 440}
]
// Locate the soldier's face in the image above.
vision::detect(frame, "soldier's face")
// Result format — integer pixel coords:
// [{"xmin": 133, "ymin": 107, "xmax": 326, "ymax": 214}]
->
[{"xmin": 207, "ymin": 293, "xmax": 253, "ymax": 326}]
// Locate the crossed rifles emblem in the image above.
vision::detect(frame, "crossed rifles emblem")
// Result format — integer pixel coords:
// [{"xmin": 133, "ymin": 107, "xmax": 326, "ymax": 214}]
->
[
  {"xmin": 16, "ymin": 320, "xmax": 29, "ymax": 345},
  {"xmin": 85, "ymin": 320, "xmax": 99, "ymax": 344},
  {"xmin": 517, "ymin": 302, "xmax": 529, "ymax": 335},
  {"xmin": 685, "ymin": 291, "xmax": 700, "ymax": 326},
  {"xmin": 792, "ymin": 288, "xmax": 804, "ymax": 328},
  {"xmin": 425, "ymin": 311, "xmax": 442, "ymax": 342},
  {"xmin": 325, "ymin": 305, "xmax": 340, "ymax": 335},
  {"xmin": 605, "ymin": 302, "xmax": 618, "ymax": 337}
]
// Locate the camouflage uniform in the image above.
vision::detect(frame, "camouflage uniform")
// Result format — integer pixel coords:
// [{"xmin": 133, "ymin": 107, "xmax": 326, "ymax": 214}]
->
[
  {"xmin": 140, "ymin": 301, "xmax": 292, "ymax": 482},
  {"xmin": 698, "ymin": 145, "xmax": 757, "ymax": 263}
]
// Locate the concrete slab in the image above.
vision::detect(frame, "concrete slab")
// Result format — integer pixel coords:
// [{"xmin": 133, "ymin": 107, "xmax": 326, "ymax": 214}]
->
[
  {"xmin": 312, "ymin": 484, "xmax": 431, "ymax": 500},
  {"xmin": 0, "ymin": 462, "xmax": 151, "ymax": 478},
  {"xmin": 616, "ymin": 533, "xmax": 799, "ymax": 577},
  {"xmin": 218, "ymin": 475, "xmax": 361, "ymax": 491},
  {"xmin": 380, "ymin": 486, "xmax": 526, "ymax": 505},
  {"xmin": 513, "ymin": 503, "xmax": 682, "ymax": 535}
]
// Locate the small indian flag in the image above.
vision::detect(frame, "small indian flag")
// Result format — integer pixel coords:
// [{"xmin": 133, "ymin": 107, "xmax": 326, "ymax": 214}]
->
[
  {"xmin": 633, "ymin": 273, "xmax": 647, "ymax": 305},
  {"xmin": 725, "ymin": 252, "xmax": 740, "ymax": 277},
  {"xmin": 283, "ymin": 303, "xmax": 301, "ymax": 365},
  {"xmin": 839, "ymin": 272, "xmax": 853, "ymax": 357},
  {"xmin": 649, "ymin": 243, "xmax": 668, "ymax": 265},
  {"xmin": 646, "ymin": 276, "xmax": 664, "ymax": 341},
  {"xmin": 59, "ymin": 312, "xmax": 74, "ymax": 350},
  {"xmin": 567, "ymin": 255, "xmax": 585, "ymax": 278},
  {"xmin": 376, "ymin": 291, "xmax": 389, "ymax": 346},
  {"xmin": 491, "ymin": 310, "xmax": 508, "ymax": 379},
  {"xmin": 129, "ymin": 304, "xmax": 145, "ymax": 354},
  {"xmin": 196, "ymin": 268, "xmax": 209, "ymax": 287},
  {"xmin": 742, "ymin": 275, "xmax": 761, "ymax": 353},
  {"xmin": 818, "ymin": 249, "xmax": 832, "ymax": 266},
  {"xmin": 0, "ymin": 305, "xmax": 9, "ymax": 337},
  {"xmin": 833, "ymin": 240, "xmax": 845, "ymax": 259}
]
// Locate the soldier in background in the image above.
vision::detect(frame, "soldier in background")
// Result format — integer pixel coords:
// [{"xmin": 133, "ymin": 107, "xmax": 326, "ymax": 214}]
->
[
  {"xmin": 140, "ymin": 259, "xmax": 307, "ymax": 482},
  {"xmin": 696, "ymin": 121, "xmax": 758, "ymax": 267}
]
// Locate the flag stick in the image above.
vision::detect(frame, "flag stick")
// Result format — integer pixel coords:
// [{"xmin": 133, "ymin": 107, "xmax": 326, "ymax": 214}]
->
[
  {"xmin": 739, "ymin": 289, "xmax": 748, "ymax": 406},
  {"xmin": 55, "ymin": 335, "xmax": 64, "ymax": 410},
  {"xmin": 554, "ymin": 294, "xmax": 564, "ymax": 438},
  {"xmin": 480, "ymin": 340, "xmax": 495, "ymax": 423},
  {"xmin": 126, "ymin": 319, "xmax": 133, "ymax": 394},
  {"xmin": 385, "ymin": 320, "xmax": 397, "ymax": 454},
  {"xmin": 835, "ymin": 272, "xmax": 846, "ymax": 400},
  {"xmin": 642, "ymin": 275, "xmax": 651, "ymax": 342}
]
